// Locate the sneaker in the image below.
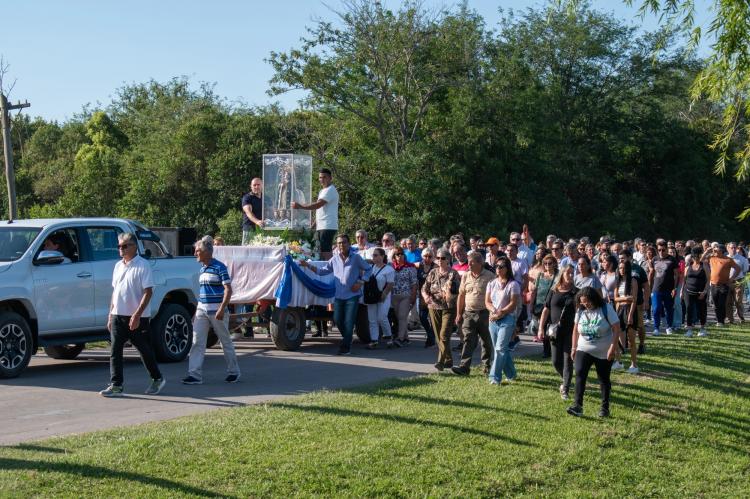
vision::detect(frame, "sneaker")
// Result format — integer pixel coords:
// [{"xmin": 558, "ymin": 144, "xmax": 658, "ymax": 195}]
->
[
  {"xmin": 434, "ymin": 362, "xmax": 445, "ymax": 372},
  {"xmin": 392, "ymin": 339, "xmax": 403, "ymax": 348},
  {"xmin": 145, "ymin": 377, "xmax": 166, "ymax": 395},
  {"xmin": 501, "ymin": 377, "xmax": 516, "ymax": 385},
  {"xmin": 652, "ymin": 329, "xmax": 661, "ymax": 337},
  {"xmin": 366, "ymin": 342, "xmax": 378, "ymax": 350},
  {"xmin": 337, "ymin": 345, "xmax": 351, "ymax": 355},
  {"xmin": 598, "ymin": 408, "xmax": 610, "ymax": 418},
  {"xmin": 665, "ymin": 327, "xmax": 674, "ymax": 335},
  {"xmin": 451, "ymin": 366, "xmax": 470, "ymax": 376},
  {"xmin": 567, "ymin": 405, "xmax": 583, "ymax": 417},
  {"xmin": 225, "ymin": 374, "xmax": 240, "ymax": 383},
  {"xmin": 698, "ymin": 329, "xmax": 708, "ymax": 337},
  {"xmin": 715, "ymin": 321, "xmax": 723, "ymax": 327},
  {"xmin": 559, "ymin": 384, "xmax": 569, "ymax": 400},
  {"xmin": 637, "ymin": 344, "xmax": 645, "ymax": 355},
  {"xmin": 489, "ymin": 379, "xmax": 500, "ymax": 385},
  {"xmin": 611, "ymin": 361, "xmax": 624, "ymax": 370},
  {"xmin": 99, "ymin": 384, "xmax": 123, "ymax": 397},
  {"xmin": 627, "ymin": 365, "xmax": 640, "ymax": 374},
  {"xmin": 181, "ymin": 375, "xmax": 203, "ymax": 385},
  {"xmin": 684, "ymin": 328, "xmax": 693, "ymax": 338},
  {"xmin": 386, "ymin": 340, "xmax": 395, "ymax": 349}
]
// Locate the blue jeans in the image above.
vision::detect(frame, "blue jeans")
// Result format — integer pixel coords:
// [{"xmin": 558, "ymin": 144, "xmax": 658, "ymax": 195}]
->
[
  {"xmin": 651, "ymin": 291, "xmax": 674, "ymax": 331},
  {"xmin": 671, "ymin": 284, "xmax": 683, "ymax": 328},
  {"xmin": 333, "ymin": 296, "xmax": 359, "ymax": 348},
  {"xmin": 489, "ymin": 314, "xmax": 516, "ymax": 382}
]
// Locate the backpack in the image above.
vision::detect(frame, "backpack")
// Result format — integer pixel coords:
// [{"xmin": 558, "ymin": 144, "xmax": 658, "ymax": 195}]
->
[{"xmin": 364, "ymin": 266, "xmax": 386, "ymax": 304}]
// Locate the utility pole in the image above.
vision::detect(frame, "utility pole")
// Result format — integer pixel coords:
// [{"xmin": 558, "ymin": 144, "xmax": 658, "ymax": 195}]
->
[{"xmin": 0, "ymin": 93, "xmax": 30, "ymax": 222}]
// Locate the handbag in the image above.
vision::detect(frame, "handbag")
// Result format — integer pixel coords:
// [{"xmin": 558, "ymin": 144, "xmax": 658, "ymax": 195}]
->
[
  {"xmin": 363, "ymin": 266, "xmax": 386, "ymax": 304},
  {"xmin": 545, "ymin": 296, "xmax": 570, "ymax": 340}
]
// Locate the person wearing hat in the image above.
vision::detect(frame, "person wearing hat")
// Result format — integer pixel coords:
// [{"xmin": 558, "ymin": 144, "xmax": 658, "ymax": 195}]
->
[{"xmin": 485, "ymin": 237, "xmax": 505, "ymax": 267}]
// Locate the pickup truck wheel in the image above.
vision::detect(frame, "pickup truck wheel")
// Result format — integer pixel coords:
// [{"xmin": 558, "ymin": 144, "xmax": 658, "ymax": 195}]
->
[
  {"xmin": 0, "ymin": 312, "xmax": 33, "ymax": 379},
  {"xmin": 43, "ymin": 344, "xmax": 85, "ymax": 360},
  {"xmin": 270, "ymin": 307, "xmax": 305, "ymax": 351},
  {"xmin": 151, "ymin": 304, "xmax": 193, "ymax": 362}
]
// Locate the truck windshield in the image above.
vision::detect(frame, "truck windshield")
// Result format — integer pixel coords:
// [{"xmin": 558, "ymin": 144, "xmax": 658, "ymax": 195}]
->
[{"xmin": 0, "ymin": 228, "xmax": 42, "ymax": 261}]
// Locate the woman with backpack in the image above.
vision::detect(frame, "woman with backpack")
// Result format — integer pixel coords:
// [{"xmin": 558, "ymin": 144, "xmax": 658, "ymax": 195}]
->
[
  {"xmin": 364, "ymin": 248, "xmax": 395, "ymax": 349},
  {"xmin": 568, "ymin": 286, "xmax": 622, "ymax": 418},
  {"xmin": 537, "ymin": 264, "xmax": 577, "ymax": 400}
]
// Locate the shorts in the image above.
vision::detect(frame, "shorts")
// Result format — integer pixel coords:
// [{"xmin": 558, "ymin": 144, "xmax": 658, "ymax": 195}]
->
[{"xmin": 316, "ymin": 229, "xmax": 337, "ymax": 253}]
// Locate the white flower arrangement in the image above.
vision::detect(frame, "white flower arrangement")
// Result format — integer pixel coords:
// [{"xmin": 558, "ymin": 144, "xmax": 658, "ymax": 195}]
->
[{"xmin": 245, "ymin": 234, "xmax": 284, "ymax": 247}]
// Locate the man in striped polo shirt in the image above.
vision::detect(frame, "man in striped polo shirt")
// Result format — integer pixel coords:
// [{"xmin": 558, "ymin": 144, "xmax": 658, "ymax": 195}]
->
[{"xmin": 182, "ymin": 236, "xmax": 241, "ymax": 384}]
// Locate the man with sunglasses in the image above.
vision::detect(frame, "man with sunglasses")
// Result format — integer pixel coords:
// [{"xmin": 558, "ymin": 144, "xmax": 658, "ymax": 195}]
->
[{"xmin": 100, "ymin": 233, "xmax": 165, "ymax": 397}]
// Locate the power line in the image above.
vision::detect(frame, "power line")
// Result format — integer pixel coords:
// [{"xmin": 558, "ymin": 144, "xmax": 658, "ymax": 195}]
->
[{"xmin": 1, "ymin": 93, "xmax": 30, "ymax": 222}]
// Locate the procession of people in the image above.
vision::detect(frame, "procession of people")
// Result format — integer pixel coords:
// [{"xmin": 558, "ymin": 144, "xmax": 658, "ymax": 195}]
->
[{"xmin": 101, "ymin": 167, "xmax": 749, "ymax": 419}]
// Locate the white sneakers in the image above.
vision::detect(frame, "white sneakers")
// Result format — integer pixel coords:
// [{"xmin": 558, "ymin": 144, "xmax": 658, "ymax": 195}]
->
[
  {"xmin": 698, "ymin": 329, "xmax": 708, "ymax": 337},
  {"xmin": 611, "ymin": 361, "xmax": 624, "ymax": 370},
  {"xmin": 665, "ymin": 327, "xmax": 674, "ymax": 335},
  {"xmin": 652, "ymin": 329, "xmax": 661, "ymax": 336},
  {"xmin": 627, "ymin": 365, "xmax": 639, "ymax": 374},
  {"xmin": 685, "ymin": 328, "xmax": 693, "ymax": 337}
]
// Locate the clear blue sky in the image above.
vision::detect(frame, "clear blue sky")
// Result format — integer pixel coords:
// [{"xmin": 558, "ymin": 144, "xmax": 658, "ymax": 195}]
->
[{"xmin": 1, "ymin": 0, "xmax": 713, "ymax": 123}]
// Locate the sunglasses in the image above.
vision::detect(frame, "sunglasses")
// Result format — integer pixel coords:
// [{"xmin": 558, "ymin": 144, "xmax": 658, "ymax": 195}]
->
[
  {"xmin": 394, "ymin": 253, "xmax": 404, "ymax": 257},
  {"xmin": 118, "ymin": 244, "xmax": 133, "ymax": 250},
  {"xmin": 511, "ymin": 238, "xmax": 520, "ymax": 242},
  {"xmin": 495, "ymin": 265, "xmax": 507, "ymax": 269},
  {"xmin": 543, "ymin": 262, "xmax": 555, "ymax": 266},
  {"xmin": 423, "ymin": 255, "xmax": 433, "ymax": 258},
  {"xmin": 435, "ymin": 256, "xmax": 447, "ymax": 260}
]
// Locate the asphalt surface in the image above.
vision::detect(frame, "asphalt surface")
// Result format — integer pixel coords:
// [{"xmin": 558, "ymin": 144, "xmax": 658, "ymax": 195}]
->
[{"xmin": 0, "ymin": 331, "xmax": 542, "ymax": 445}]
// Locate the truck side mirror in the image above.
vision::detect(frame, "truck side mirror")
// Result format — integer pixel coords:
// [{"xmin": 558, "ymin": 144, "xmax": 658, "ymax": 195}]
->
[{"xmin": 34, "ymin": 250, "xmax": 65, "ymax": 265}]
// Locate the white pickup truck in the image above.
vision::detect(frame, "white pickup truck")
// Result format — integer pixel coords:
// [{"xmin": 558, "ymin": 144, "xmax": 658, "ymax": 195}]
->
[{"xmin": 0, "ymin": 218, "xmax": 201, "ymax": 378}]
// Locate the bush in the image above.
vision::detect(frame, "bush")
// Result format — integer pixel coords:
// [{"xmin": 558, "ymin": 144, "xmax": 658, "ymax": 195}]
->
[{"xmin": 216, "ymin": 208, "xmax": 243, "ymax": 245}]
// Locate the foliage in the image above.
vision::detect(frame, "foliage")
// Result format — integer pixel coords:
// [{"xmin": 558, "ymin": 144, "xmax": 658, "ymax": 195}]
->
[
  {"xmin": 1, "ymin": 324, "xmax": 748, "ymax": 496},
  {"xmin": 215, "ymin": 208, "xmax": 243, "ymax": 245},
  {"xmin": 3, "ymin": 1, "xmax": 747, "ymax": 240}
]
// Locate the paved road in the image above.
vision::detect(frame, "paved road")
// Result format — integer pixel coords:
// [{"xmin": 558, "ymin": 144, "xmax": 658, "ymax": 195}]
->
[{"xmin": 0, "ymin": 332, "xmax": 541, "ymax": 445}]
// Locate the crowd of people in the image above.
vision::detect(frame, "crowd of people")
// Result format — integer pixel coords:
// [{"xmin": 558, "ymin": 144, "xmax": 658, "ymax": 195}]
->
[
  {"xmin": 95, "ymin": 169, "xmax": 744, "ymax": 415},
  {"xmin": 234, "ymin": 168, "xmax": 749, "ymax": 418}
]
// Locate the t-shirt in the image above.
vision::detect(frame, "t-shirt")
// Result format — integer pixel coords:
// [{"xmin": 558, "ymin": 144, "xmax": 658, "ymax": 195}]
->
[
  {"xmin": 111, "ymin": 255, "xmax": 155, "ymax": 317},
  {"xmin": 392, "ymin": 266, "xmax": 418, "ymax": 295},
  {"xmin": 598, "ymin": 272, "xmax": 617, "ymax": 302},
  {"xmin": 316, "ymin": 184, "xmax": 339, "ymax": 230},
  {"xmin": 575, "ymin": 304, "xmax": 619, "ymax": 359},
  {"xmin": 459, "ymin": 269, "xmax": 495, "ymax": 311},
  {"xmin": 198, "ymin": 258, "xmax": 231, "ymax": 312},
  {"xmin": 574, "ymin": 274, "xmax": 602, "ymax": 292},
  {"xmin": 652, "ymin": 256, "xmax": 679, "ymax": 292},
  {"xmin": 631, "ymin": 264, "xmax": 648, "ymax": 305},
  {"xmin": 545, "ymin": 288, "xmax": 577, "ymax": 335},
  {"xmin": 511, "ymin": 258, "xmax": 529, "ymax": 285},
  {"xmin": 369, "ymin": 264, "xmax": 395, "ymax": 307},
  {"xmin": 452, "ymin": 261, "xmax": 470, "ymax": 276},
  {"xmin": 730, "ymin": 254, "xmax": 749, "ymax": 280},
  {"xmin": 486, "ymin": 279, "xmax": 521, "ymax": 316},
  {"xmin": 241, "ymin": 192, "xmax": 262, "ymax": 230},
  {"xmin": 405, "ymin": 249, "xmax": 422, "ymax": 264}
]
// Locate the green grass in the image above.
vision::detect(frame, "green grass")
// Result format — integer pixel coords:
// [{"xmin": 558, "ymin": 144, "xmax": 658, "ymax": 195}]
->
[{"xmin": 3, "ymin": 325, "xmax": 750, "ymax": 498}]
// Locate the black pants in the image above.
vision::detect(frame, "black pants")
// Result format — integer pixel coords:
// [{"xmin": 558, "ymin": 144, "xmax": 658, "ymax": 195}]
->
[
  {"xmin": 685, "ymin": 292, "xmax": 707, "ymax": 327},
  {"xmin": 551, "ymin": 330, "xmax": 573, "ymax": 392},
  {"xmin": 711, "ymin": 284, "xmax": 730, "ymax": 324},
  {"xmin": 574, "ymin": 351, "xmax": 612, "ymax": 411},
  {"xmin": 459, "ymin": 309, "xmax": 492, "ymax": 371},
  {"xmin": 110, "ymin": 315, "xmax": 161, "ymax": 386}
]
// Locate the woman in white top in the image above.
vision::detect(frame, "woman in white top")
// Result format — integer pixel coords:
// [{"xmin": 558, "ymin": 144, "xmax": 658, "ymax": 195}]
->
[
  {"xmin": 598, "ymin": 254, "xmax": 618, "ymax": 304},
  {"xmin": 484, "ymin": 255, "xmax": 520, "ymax": 385},
  {"xmin": 366, "ymin": 248, "xmax": 395, "ymax": 349},
  {"xmin": 568, "ymin": 286, "xmax": 621, "ymax": 418}
]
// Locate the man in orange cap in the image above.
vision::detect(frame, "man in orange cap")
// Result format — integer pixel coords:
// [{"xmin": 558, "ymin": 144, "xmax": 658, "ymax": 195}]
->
[{"xmin": 485, "ymin": 237, "xmax": 504, "ymax": 267}]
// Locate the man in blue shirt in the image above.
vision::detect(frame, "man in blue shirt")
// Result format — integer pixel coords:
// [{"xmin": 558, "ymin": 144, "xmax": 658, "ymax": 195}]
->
[
  {"xmin": 301, "ymin": 234, "xmax": 372, "ymax": 354},
  {"xmin": 182, "ymin": 236, "xmax": 240, "ymax": 384},
  {"xmin": 405, "ymin": 236, "xmax": 423, "ymax": 265}
]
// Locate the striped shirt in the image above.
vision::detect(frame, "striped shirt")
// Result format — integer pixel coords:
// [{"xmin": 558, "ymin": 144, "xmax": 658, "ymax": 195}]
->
[{"xmin": 198, "ymin": 258, "xmax": 231, "ymax": 312}]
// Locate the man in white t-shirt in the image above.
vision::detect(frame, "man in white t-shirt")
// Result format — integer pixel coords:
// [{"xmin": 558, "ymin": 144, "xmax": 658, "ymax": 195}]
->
[
  {"xmin": 100, "ymin": 233, "xmax": 165, "ymax": 397},
  {"xmin": 292, "ymin": 167, "xmax": 339, "ymax": 260}
]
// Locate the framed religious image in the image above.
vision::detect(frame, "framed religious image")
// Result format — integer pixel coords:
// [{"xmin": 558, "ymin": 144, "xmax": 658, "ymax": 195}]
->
[{"xmin": 262, "ymin": 154, "xmax": 312, "ymax": 230}]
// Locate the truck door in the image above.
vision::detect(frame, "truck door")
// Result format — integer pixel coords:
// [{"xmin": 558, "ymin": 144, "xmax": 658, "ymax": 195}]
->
[
  {"xmin": 82, "ymin": 226, "xmax": 124, "ymax": 327},
  {"xmin": 32, "ymin": 228, "xmax": 96, "ymax": 333}
]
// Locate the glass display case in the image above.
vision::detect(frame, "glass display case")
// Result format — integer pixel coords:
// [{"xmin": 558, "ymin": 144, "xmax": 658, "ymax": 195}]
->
[{"xmin": 262, "ymin": 154, "xmax": 312, "ymax": 230}]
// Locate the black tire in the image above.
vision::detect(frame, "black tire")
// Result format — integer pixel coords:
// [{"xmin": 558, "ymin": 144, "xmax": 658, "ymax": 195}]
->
[
  {"xmin": 206, "ymin": 329, "xmax": 219, "ymax": 348},
  {"xmin": 0, "ymin": 312, "xmax": 33, "ymax": 379},
  {"xmin": 43, "ymin": 343, "xmax": 85, "ymax": 360},
  {"xmin": 150, "ymin": 303, "xmax": 193, "ymax": 362},
  {"xmin": 270, "ymin": 307, "xmax": 305, "ymax": 350},
  {"xmin": 355, "ymin": 304, "xmax": 370, "ymax": 344}
]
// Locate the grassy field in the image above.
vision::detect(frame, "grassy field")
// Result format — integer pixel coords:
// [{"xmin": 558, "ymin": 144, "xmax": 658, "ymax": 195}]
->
[{"xmin": 2, "ymin": 325, "xmax": 749, "ymax": 498}]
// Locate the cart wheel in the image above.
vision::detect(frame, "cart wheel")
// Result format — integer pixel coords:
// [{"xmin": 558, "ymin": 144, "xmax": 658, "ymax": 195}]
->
[{"xmin": 270, "ymin": 307, "xmax": 306, "ymax": 350}]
